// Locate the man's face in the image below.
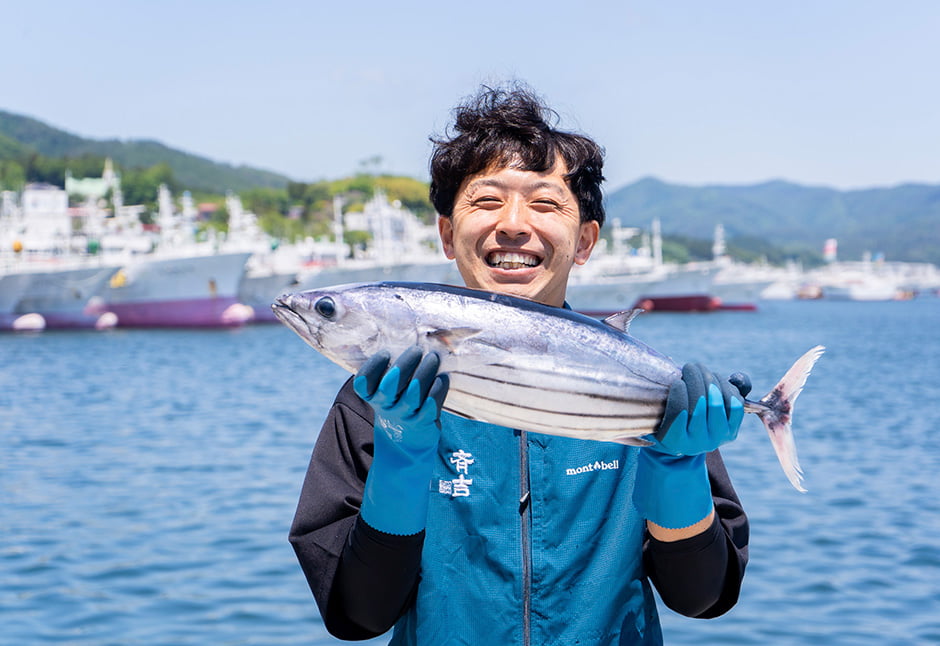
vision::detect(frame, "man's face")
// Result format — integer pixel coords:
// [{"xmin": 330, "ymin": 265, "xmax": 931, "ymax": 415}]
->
[{"xmin": 438, "ymin": 159, "xmax": 599, "ymax": 307}]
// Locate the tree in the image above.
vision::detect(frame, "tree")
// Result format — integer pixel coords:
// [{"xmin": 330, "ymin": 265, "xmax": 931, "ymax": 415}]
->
[
  {"xmin": 120, "ymin": 163, "xmax": 177, "ymax": 206},
  {"xmin": 23, "ymin": 153, "xmax": 66, "ymax": 185},
  {"xmin": 242, "ymin": 187, "xmax": 291, "ymax": 217},
  {"xmin": 0, "ymin": 160, "xmax": 25, "ymax": 190}
]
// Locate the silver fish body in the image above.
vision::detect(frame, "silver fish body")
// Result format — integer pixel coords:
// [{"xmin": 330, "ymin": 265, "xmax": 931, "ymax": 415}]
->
[{"xmin": 273, "ymin": 281, "xmax": 823, "ymax": 490}]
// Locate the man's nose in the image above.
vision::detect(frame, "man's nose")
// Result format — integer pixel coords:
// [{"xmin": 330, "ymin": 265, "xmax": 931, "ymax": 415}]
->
[{"xmin": 496, "ymin": 198, "xmax": 531, "ymax": 238}]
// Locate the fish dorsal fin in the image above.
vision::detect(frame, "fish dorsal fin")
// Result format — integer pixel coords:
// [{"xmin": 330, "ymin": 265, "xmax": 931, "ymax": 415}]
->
[{"xmin": 602, "ymin": 309, "xmax": 644, "ymax": 333}]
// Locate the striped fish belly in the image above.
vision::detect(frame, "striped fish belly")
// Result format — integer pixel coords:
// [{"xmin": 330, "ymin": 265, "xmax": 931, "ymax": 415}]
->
[{"xmin": 444, "ymin": 352, "xmax": 672, "ymax": 443}]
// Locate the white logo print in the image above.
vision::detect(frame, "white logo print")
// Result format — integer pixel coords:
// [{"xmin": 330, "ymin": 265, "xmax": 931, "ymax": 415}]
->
[
  {"xmin": 565, "ymin": 459, "xmax": 620, "ymax": 476},
  {"xmin": 439, "ymin": 449, "xmax": 475, "ymax": 497},
  {"xmin": 450, "ymin": 449, "xmax": 474, "ymax": 474}
]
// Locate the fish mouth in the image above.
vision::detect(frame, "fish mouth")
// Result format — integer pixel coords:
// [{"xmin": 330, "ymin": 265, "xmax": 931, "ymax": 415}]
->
[
  {"xmin": 485, "ymin": 250, "xmax": 542, "ymax": 270},
  {"xmin": 272, "ymin": 298, "xmax": 325, "ymax": 351},
  {"xmin": 271, "ymin": 294, "xmax": 310, "ymax": 335},
  {"xmin": 271, "ymin": 293, "xmax": 296, "ymax": 317}
]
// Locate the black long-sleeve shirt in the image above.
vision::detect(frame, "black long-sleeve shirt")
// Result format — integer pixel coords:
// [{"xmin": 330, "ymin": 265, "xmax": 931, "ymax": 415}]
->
[{"xmin": 289, "ymin": 378, "xmax": 749, "ymax": 640}]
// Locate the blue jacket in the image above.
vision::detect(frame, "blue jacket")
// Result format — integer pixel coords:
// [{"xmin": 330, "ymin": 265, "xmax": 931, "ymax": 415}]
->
[
  {"xmin": 288, "ymin": 378, "xmax": 748, "ymax": 644},
  {"xmin": 389, "ymin": 412, "xmax": 662, "ymax": 646}
]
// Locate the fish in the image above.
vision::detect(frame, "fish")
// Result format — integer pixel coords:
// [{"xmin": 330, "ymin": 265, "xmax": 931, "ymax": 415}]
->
[{"xmin": 272, "ymin": 281, "xmax": 824, "ymax": 491}]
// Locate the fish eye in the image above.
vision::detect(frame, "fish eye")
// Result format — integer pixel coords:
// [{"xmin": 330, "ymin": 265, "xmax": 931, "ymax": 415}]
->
[{"xmin": 315, "ymin": 296, "xmax": 336, "ymax": 319}]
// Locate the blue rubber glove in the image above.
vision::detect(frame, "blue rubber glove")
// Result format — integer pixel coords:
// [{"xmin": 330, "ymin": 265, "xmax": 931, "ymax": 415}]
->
[
  {"xmin": 633, "ymin": 364, "xmax": 751, "ymax": 529},
  {"xmin": 354, "ymin": 346, "xmax": 449, "ymax": 535}
]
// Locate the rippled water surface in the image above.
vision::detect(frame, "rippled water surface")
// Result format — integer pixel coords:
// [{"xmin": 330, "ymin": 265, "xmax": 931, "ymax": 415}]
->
[{"xmin": 3, "ymin": 298, "xmax": 939, "ymax": 645}]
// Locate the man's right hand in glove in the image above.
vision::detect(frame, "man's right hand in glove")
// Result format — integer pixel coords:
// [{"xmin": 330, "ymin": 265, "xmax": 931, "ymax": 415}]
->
[{"xmin": 353, "ymin": 346, "xmax": 449, "ymax": 536}]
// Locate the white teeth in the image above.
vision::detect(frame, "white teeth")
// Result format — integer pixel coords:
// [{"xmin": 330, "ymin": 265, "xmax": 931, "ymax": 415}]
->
[{"xmin": 488, "ymin": 252, "xmax": 539, "ymax": 269}]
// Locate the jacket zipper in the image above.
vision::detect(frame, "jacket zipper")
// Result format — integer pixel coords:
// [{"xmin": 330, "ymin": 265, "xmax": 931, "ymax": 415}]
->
[{"xmin": 518, "ymin": 429, "xmax": 532, "ymax": 646}]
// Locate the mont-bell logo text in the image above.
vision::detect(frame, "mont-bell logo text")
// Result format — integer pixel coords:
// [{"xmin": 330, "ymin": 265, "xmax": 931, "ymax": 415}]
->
[{"xmin": 565, "ymin": 459, "xmax": 620, "ymax": 476}]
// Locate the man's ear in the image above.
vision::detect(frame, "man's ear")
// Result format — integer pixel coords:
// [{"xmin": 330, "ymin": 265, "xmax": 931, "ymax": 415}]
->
[
  {"xmin": 438, "ymin": 216, "xmax": 456, "ymax": 259},
  {"xmin": 574, "ymin": 220, "xmax": 600, "ymax": 265}
]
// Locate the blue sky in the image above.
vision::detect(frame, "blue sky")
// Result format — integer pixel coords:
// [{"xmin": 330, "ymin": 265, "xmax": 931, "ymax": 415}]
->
[{"xmin": 3, "ymin": 1, "xmax": 937, "ymax": 191}]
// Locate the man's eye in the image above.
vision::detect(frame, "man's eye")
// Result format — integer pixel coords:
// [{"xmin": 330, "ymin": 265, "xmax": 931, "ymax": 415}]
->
[{"xmin": 474, "ymin": 197, "xmax": 502, "ymax": 207}]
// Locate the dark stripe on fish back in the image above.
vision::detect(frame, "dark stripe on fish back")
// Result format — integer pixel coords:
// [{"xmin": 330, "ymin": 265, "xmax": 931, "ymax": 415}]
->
[{"xmin": 377, "ymin": 282, "xmax": 633, "ymax": 343}]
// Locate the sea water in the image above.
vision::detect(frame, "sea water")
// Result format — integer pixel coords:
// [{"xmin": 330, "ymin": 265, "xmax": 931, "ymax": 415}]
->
[{"xmin": 2, "ymin": 298, "xmax": 939, "ymax": 645}]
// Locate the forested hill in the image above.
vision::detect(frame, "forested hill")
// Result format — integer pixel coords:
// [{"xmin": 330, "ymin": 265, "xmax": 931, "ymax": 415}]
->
[
  {"xmin": 0, "ymin": 109, "xmax": 291, "ymax": 194},
  {"xmin": 606, "ymin": 177, "xmax": 940, "ymax": 265}
]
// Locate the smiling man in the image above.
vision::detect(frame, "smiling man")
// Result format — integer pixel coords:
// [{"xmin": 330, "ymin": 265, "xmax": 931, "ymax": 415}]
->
[
  {"xmin": 289, "ymin": 85, "xmax": 750, "ymax": 645},
  {"xmin": 438, "ymin": 161, "xmax": 598, "ymax": 307}
]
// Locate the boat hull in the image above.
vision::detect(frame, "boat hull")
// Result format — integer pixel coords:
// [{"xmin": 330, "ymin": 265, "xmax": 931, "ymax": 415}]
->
[
  {"xmin": 15, "ymin": 264, "xmax": 122, "ymax": 329},
  {"xmin": 1, "ymin": 262, "xmax": 121, "ymax": 330},
  {"xmin": 99, "ymin": 251, "xmax": 252, "ymax": 328},
  {"xmin": 637, "ymin": 294, "xmax": 721, "ymax": 313},
  {"xmin": 0, "ymin": 273, "xmax": 32, "ymax": 314},
  {"xmin": 712, "ymin": 278, "xmax": 776, "ymax": 311},
  {"xmin": 104, "ymin": 296, "xmax": 245, "ymax": 328}
]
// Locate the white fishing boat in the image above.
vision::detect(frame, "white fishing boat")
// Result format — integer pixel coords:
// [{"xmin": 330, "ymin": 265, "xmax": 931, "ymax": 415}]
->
[
  {"xmin": 92, "ymin": 248, "xmax": 252, "ymax": 327},
  {"xmin": 863, "ymin": 260, "xmax": 940, "ymax": 296},
  {"xmin": 1, "ymin": 194, "xmax": 36, "ymax": 328},
  {"xmin": 89, "ymin": 185, "xmax": 253, "ymax": 327},
  {"xmin": 807, "ymin": 263, "xmax": 906, "ymax": 301},
  {"xmin": 0, "ymin": 269, "xmax": 37, "ymax": 330},
  {"xmin": 691, "ymin": 226, "xmax": 799, "ymax": 309},
  {"xmin": 1, "ymin": 184, "xmax": 122, "ymax": 330},
  {"xmin": 219, "ymin": 192, "xmax": 305, "ymax": 323},
  {"xmin": 293, "ymin": 190, "xmax": 455, "ymax": 291},
  {"xmin": 220, "ymin": 191, "xmax": 456, "ymax": 321},
  {"xmin": 565, "ymin": 219, "xmax": 720, "ymax": 316},
  {"xmin": 802, "ymin": 242, "xmax": 912, "ymax": 302},
  {"xmin": 712, "ymin": 263, "xmax": 801, "ymax": 307},
  {"xmin": 567, "ymin": 263, "xmax": 720, "ymax": 316},
  {"xmin": 8, "ymin": 258, "xmax": 121, "ymax": 329}
]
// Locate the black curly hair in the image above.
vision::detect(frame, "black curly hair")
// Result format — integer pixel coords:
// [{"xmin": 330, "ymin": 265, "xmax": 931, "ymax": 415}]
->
[{"xmin": 429, "ymin": 84, "xmax": 606, "ymax": 226}]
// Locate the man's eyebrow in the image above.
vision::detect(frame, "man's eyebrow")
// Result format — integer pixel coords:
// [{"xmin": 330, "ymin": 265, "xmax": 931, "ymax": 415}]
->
[
  {"xmin": 465, "ymin": 178, "xmax": 507, "ymax": 192},
  {"xmin": 465, "ymin": 178, "xmax": 568, "ymax": 196},
  {"xmin": 527, "ymin": 181, "xmax": 568, "ymax": 196}
]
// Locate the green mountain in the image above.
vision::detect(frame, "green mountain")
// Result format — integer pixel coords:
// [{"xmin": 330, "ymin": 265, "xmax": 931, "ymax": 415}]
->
[
  {"xmin": 0, "ymin": 131, "xmax": 29, "ymax": 158},
  {"xmin": 605, "ymin": 177, "xmax": 940, "ymax": 265},
  {"xmin": 0, "ymin": 109, "xmax": 292, "ymax": 194}
]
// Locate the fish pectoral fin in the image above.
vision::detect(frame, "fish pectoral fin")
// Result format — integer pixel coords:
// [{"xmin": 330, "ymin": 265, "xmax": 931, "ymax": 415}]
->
[
  {"xmin": 602, "ymin": 308, "xmax": 644, "ymax": 333},
  {"xmin": 425, "ymin": 327, "xmax": 483, "ymax": 351}
]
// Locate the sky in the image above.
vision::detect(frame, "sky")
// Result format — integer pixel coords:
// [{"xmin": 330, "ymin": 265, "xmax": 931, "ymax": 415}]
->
[{"xmin": 2, "ymin": 1, "xmax": 938, "ymax": 192}]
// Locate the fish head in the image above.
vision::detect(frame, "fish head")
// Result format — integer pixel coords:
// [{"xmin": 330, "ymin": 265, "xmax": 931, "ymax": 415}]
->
[{"xmin": 272, "ymin": 283, "xmax": 418, "ymax": 373}]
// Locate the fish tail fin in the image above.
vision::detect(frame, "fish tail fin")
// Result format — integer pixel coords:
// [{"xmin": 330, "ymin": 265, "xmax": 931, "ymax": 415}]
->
[{"xmin": 749, "ymin": 345, "xmax": 826, "ymax": 492}]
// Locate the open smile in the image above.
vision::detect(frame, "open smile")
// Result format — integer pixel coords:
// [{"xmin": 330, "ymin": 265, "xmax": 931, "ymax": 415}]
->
[{"xmin": 485, "ymin": 251, "xmax": 542, "ymax": 270}]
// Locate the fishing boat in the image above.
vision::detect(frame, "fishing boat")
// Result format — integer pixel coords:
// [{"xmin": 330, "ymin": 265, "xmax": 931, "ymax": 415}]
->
[
  {"xmin": 6, "ymin": 258, "xmax": 121, "ymax": 329},
  {"xmin": 802, "ymin": 242, "xmax": 914, "ymax": 302},
  {"xmin": 807, "ymin": 263, "xmax": 906, "ymax": 301},
  {"xmin": 704, "ymin": 225, "xmax": 766, "ymax": 310},
  {"xmin": 711, "ymin": 266, "xmax": 789, "ymax": 309},
  {"xmin": 218, "ymin": 192, "xmax": 306, "ymax": 323},
  {"xmin": 90, "ymin": 247, "xmax": 250, "ymax": 327},
  {"xmin": 565, "ymin": 219, "xmax": 720, "ymax": 316},
  {"xmin": 88, "ymin": 185, "xmax": 253, "ymax": 327},
  {"xmin": 567, "ymin": 263, "xmax": 719, "ymax": 316},
  {"xmin": 219, "ymin": 190, "xmax": 456, "ymax": 322},
  {"xmin": 293, "ymin": 190, "xmax": 455, "ymax": 291},
  {"xmin": 1, "ymin": 184, "xmax": 122, "ymax": 330},
  {"xmin": 0, "ymin": 270, "xmax": 38, "ymax": 330}
]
